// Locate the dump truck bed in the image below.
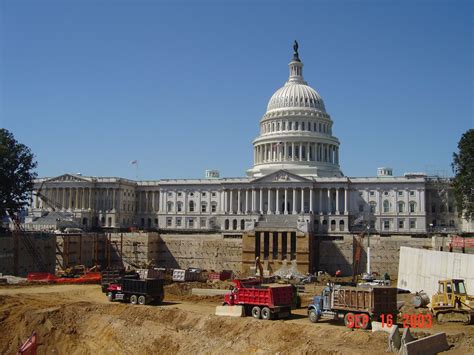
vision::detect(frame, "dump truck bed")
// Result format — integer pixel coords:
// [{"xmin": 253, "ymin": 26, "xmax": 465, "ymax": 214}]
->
[
  {"xmin": 331, "ymin": 286, "xmax": 397, "ymax": 316},
  {"xmin": 121, "ymin": 278, "xmax": 164, "ymax": 297},
  {"xmin": 234, "ymin": 283, "xmax": 293, "ymax": 308}
]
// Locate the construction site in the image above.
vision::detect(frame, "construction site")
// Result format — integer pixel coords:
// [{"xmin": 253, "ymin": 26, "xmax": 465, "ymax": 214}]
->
[{"xmin": 1, "ymin": 221, "xmax": 473, "ymax": 354}]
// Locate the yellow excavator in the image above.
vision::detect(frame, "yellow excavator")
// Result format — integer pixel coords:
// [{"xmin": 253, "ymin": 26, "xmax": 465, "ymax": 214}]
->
[{"xmin": 431, "ymin": 279, "xmax": 474, "ymax": 324}]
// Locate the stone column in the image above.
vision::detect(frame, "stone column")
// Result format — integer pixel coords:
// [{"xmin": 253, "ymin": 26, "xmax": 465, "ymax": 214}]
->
[
  {"xmin": 319, "ymin": 189, "xmax": 323, "ymax": 214},
  {"xmin": 237, "ymin": 189, "xmax": 241, "ymax": 214},
  {"xmin": 224, "ymin": 190, "xmax": 228, "ymax": 213},
  {"xmin": 327, "ymin": 188, "xmax": 331, "ymax": 214},
  {"xmin": 284, "ymin": 142, "xmax": 287, "ymax": 161},
  {"xmin": 276, "ymin": 188, "xmax": 280, "ymax": 214},
  {"xmin": 112, "ymin": 188, "xmax": 116, "ymax": 211},
  {"xmin": 252, "ymin": 189, "xmax": 256, "ymax": 212},
  {"xmin": 69, "ymin": 188, "xmax": 73, "ymax": 210},
  {"xmin": 299, "ymin": 144, "xmax": 303, "ymax": 162},
  {"xmin": 267, "ymin": 188, "xmax": 271, "ymax": 214},
  {"xmin": 292, "ymin": 188, "xmax": 296, "ymax": 214},
  {"xmin": 230, "ymin": 189, "xmax": 233, "ymax": 214},
  {"xmin": 307, "ymin": 142, "xmax": 310, "ymax": 161},
  {"xmin": 284, "ymin": 188, "xmax": 288, "ymax": 214},
  {"xmin": 310, "ymin": 188, "xmax": 313, "ymax": 213},
  {"xmin": 291, "ymin": 142, "xmax": 295, "ymax": 161},
  {"xmin": 259, "ymin": 189, "xmax": 263, "ymax": 214},
  {"xmin": 245, "ymin": 189, "xmax": 249, "ymax": 214},
  {"xmin": 277, "ymin": 232, "xmax": 282, "ymax": 260},
  {"xmin": 301, "ymin": 188, "xmax": 304, "ymax": 213},
  {"xmin": 264, "ymin": 145, "xmax": 267, "ymax": 162},
  {"xmin": 75, "ymin": 188, "xmax": 79, "ymax": 210},
  {"xmin": 286, "ymin": 232, "xmax": 292, "ymax": 261},
  {"xmin": 420, "ymin": 189, "xmax": 425, "ymax": 213},
  {"xmin": 344, "ymin": 188, "xmax": 348, "ymax": 214},
  {"xmin": 335, "ymin": 188, "xmax": 339, "ymax": 214}
]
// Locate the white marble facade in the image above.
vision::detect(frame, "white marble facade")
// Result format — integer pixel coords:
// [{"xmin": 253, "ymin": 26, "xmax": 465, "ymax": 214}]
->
[{"xmin": 28, "ymin": 47, "xmax": 464, "ymax": 234}]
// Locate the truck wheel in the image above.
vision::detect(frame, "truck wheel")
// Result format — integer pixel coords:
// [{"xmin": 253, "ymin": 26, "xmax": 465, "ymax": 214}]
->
[
  {"xmin": 309, "ymin": 309, "xmax": 320, "ymax": 323},
  {"xmin": 261, "ymin": 307, "xmax": 271, "ymax": 320},
  {"xmin": 130, "ymin": 295, "xmax": 138, "ymax": 305},
  {"xmin": 251, "ymin": 306, "xmax": 261, "ymax": 319},
  {"xmin": 344, "ymin": 313, "xmax": 354, "ymax": 327},
  {"xmin": 107, "ymin": 292, "xmax": 114, "ymax": 302},
  {"xmin": 138, "ymin": 295, "xmax": 146, "ymax": 305}
]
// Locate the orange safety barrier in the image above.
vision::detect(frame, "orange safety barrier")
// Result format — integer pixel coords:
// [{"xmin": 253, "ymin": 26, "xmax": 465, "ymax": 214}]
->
[
  {"xmin": 27, "ymin": 273, "xmax": 56, "ymax": 283},
  {"xmin": 55, "ymin": 272, "xmax": 101, "ymax": 284}
]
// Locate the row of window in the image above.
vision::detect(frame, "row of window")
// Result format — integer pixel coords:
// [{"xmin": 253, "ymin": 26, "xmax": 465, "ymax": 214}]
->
[
  {"xmin": 167, "ymin": 191, "xmax": 217, "ymax": 198},
  {"xmin": 358, "ymin": 200, "xmax": 418, "ymax": 213},
  {"xmin": 167, "ymin": 201, "xmax": 218, "ymax": 213},
  {"xmin": 381, "ymin": 219, "xmax": 418, "ymax": 230},
  {"xmin": 262, "ymin": 120, "xmax": 331, "ymax": 135},
  {"xmin": 166, "ymin": 217, "xmax": 207, "ymax": 228},
  {"xmin": 367, "ymin": 190, "xmax": 417, "ymax": 197}
]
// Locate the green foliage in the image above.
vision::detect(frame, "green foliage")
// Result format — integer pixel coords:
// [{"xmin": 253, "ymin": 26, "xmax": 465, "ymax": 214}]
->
[
  {"xmin": 452, "ymin": 129, "xmax": 474, "ymax": 221},
  {"xmin": 0, "ymin": 129, "xmax": 37, "ymax": 219}
]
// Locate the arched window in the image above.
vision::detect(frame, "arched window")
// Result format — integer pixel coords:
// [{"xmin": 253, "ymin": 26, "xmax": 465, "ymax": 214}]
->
[
  {"xmin": 177, "ymin": 202, "xmax": 182, "ymax": 212},
  {"xmin": 240, "ymin": 219, "xmax": 245, "ymax": 230},
  {"xmin": 289, "ymin": 121, "xmax": 293, "ymax": 130},
  {"xmin": 409, "ymin": 202, "xmax": 417, "ymax": 213},
  {"xmin": 189, "ymin": 200, "xmax": 195, "ymax": 212},
  {"xmin": 339, "ymin": 220, "xmax": 344, "ymax": 231},
  {"xmin": 398, "ymin": 202, "xmax": 405, "ymax": 213},
  {"xmin": 224, "ymin": 219, "xmax": 229, "ymax": 230},
  {"xmin": 277, "ymin": 122, "xmax": 280, "ymax": 131},
  {"xmin": 383, "ymin": 200, "xmax": 390, "ymax": 213},
  {"xmin": 319, "ymin": 123, "xmax": 322, "ymax": 132},
  {"xmin": 313, "ymin": 122, "xmax": 317, "ymax": 131},
  {"xmin": 232, "ymin": 219, "xmax": 237, "ymax": 230},
  {"xmin": 302, "ymin": 122, "xmax": 305, "ymax": 130},
  {"xmin": 272, "ymin": 123, "xmax": 275, "ymax": 131},
  {"xmin": 295, "ymin": 122, "xmax": 299, "ymax": 130},
  {"xmin": 330, "ymin": 220, "xmax": 336, "ymax": 231},
  {"xmin": 167, "ymin": 202, "xmax": 174, "ymax": 212}
]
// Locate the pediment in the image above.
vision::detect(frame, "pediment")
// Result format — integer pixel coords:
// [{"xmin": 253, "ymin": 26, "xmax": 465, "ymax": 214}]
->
[
  {"xmin": 251, "ymin": 170, "xmax": 312, "ymax": 184},
  {"xmin": 45, "ymin": 174, "xmax": 90, "ymax": 183}
]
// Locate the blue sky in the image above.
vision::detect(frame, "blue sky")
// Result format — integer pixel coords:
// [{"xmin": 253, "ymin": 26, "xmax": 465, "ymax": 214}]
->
[{"xmin": 1, "ymin": 0, "xmax": 472, "ymax": 180}]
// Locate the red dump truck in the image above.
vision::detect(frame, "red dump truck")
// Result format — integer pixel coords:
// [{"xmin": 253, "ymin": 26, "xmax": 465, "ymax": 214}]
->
[{"xmin": 223, "ymin": 279, "xmax": 293, "ymax": 320}]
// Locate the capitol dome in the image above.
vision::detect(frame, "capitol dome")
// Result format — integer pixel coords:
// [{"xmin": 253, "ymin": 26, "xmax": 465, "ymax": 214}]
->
[
  {"xmin": 267, "ymin": 82, "xmax": 326, "ymax": 113},
  {"xmin": 247, "ymin": 41, "xmax": 342, "ymax": 179}
]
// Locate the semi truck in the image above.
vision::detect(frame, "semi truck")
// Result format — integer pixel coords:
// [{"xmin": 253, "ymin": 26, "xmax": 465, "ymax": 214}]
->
[
  {"xmin": 307, "ymin": 284, "xmax": 398, "ymax": 329},
  {"xmin": 106, "ymin": 277, "xmax": 165, "ymax": 305},
  {"xmin": 223, "ymin": 279, "xmax": 293, "ymax": 320}
]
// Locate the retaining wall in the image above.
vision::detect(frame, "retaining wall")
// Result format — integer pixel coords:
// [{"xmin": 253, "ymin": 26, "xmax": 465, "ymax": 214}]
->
[{"xmin": 397, "ymin": 246, "xmax": 474, "ymax": 297}]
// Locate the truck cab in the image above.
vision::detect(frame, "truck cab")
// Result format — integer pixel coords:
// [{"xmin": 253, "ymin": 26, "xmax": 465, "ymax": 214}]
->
[
  {"xmin": 432, "ymin": 279, "xmax": 467, "ymax": 309},
  {"xmin": 307, "ymin": 286, "xmax": 331, "ymax": 322}
]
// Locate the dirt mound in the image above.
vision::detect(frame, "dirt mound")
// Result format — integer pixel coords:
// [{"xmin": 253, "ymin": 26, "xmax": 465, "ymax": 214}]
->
[{"xmin": 0, "ymin": 294, "xmax": 391, "ymax": 354}]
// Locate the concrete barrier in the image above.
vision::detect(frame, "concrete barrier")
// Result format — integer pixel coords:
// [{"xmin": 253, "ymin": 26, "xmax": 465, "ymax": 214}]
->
[
  {"xmin": 215, "ymin": 305, "xmax": 244, "ymax": 317},
  {"xmin": 371, "ymin": 321, "xmax": 394, "ymax": 334},
  {"xmin": 192, "ymin": 288, "xmax": 230, "ymax": 296},
  {"xmin": 401, "ymin": 332, "xmax": 449, "ymax": 355},
  {"xmin": 387, "ymin": 325, "xmax": 401, "ymax": 352}
]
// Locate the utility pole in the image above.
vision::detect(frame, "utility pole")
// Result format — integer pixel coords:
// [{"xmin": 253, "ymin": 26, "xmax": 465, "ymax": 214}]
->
[{"xmin": 366, "ymin": 224, "xmax": 371, "ymax": 275}]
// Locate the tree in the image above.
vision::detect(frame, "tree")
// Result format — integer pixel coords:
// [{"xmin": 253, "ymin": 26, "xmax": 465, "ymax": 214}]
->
[
  {"xmin": 452, "ymin": 129, "xmax": 474, "ymax": 221},
  {"xmin": 0, "ymin": 129, "xmax": 37, "ymax": 219}
]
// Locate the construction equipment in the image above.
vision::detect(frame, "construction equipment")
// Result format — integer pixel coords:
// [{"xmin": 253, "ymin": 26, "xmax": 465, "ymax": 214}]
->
[
  {"xmin": 223, "ymin": 279, "xmax": 293, "ymax": 320},
  {"xmin": 431, "ymin": 279, "xmax": 474, "ymax": 324},
  {"xmin": 106, "ymin": 277, "xmax": 165, "ymax": 305},
  {"xmin": 57, "ymin": 264, "xmax": 87, "ymax": 278},
  {"xmin": 307, "ymin": 284, "xmax": 398, "ymax": 330}
]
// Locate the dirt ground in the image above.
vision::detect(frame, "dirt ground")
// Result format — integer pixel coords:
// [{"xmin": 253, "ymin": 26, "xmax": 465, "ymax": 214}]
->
[{"xmin": 0, "ymin": 283, "xmax": 472, "ymax": 354}]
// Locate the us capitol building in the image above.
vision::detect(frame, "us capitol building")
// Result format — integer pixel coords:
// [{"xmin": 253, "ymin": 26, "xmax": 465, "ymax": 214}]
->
[{"xmin": 27, "ymin": 43, "xmax": 470, "ymax": 271}]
